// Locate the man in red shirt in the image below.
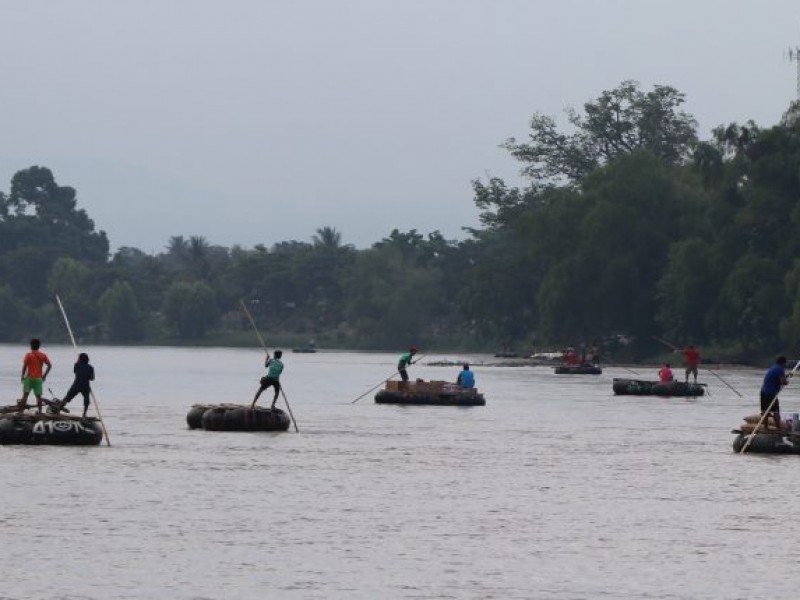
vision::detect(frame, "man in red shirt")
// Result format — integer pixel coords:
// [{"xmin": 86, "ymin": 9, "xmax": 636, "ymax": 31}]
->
[
  {"xmin": 19, "ymin": 338, "xmax": 52, "ymax": 414},
  {"xmin": 682, "ymin": 345, "xmax": 700, "ymax": 384}
]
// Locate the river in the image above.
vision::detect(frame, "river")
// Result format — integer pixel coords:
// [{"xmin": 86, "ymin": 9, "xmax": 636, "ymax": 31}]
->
[{"xmin": 0, "ymin": 344, "xmax": 796, "ymax": 599}]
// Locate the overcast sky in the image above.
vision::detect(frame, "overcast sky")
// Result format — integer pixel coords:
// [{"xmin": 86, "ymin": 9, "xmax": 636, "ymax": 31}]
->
[{"xmin": 1, "ymin": 0, "xmax": 799, "ymax": 253}]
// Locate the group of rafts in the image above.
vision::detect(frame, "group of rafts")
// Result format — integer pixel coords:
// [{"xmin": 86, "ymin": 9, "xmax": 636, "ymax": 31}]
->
[
  {"xmin": 1, "ymin": 370, "xmax": 482, "ymax": 447},
  {"xmin": 186, "ymin": 379, "xmax": 485, "ymax": 434},
  {"xmin": 558, "ymin": 359, "xmax": 800, "ymax": 454},
  {"xmin": 5, "ymin": 354, "xmax": 791, "ymax": 454}
]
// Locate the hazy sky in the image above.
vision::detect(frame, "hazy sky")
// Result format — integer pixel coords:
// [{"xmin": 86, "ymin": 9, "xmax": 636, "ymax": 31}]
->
[{"xmin": 1, "ymin": 0, "xmax": 799, "ymax": 253}]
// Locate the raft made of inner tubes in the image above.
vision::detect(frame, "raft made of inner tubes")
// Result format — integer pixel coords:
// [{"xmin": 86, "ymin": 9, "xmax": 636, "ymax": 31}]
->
[
  {"xmin": 187, "ymin": 404, "xmax": 290, "ymax": 432},
  {"xmin": 375, "ymin": 380, "xmax": 485, "ymax": 406},
  {"xmin": 0, "ymin": 412, "xmax": 103, "ymax": 445},
  {"xmin": 732, "ymin": 430, "xmax": 800, "ymax": 454},
  {"xmin": 612, "ymin": 378, "xmax": 705, "ymax": 397},
  {"xmin": 731, "ymin": 414, "xmax": 800, "ymax": 454},
  {"xmin": 554, "ymin": 365, "xmax": 602, "ymax": 375}
]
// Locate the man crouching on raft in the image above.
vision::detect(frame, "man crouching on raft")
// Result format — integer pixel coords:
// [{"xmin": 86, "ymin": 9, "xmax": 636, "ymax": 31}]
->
[{"xmin": 252, "ymin": 350, "xmax": 284, "ymax": 410}]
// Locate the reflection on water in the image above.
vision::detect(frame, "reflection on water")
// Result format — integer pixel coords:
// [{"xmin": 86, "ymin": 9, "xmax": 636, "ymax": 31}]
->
[{"xmin": 0, "ymin": 345, "xmax": 797, "ymax": 599}]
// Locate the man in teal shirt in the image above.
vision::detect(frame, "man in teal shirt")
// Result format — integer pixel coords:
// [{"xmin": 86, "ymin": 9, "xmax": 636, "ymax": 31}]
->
[
  {"xmin": 398, "ymin": 347, "xmax": 418, "ymax": 383},
  {"xmin": 252, "ymin": 350, "xmax": 284, "ymax": 409}
]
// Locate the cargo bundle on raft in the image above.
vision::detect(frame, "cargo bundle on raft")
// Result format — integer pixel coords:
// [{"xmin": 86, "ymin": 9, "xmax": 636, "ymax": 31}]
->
[
  {"xmin": 187, "ymin": 404, "xmax": 291, "ymax": 432},
  {"xmin": 375, "ymin": 380, "xmax": 486, "ymax": 406},
  {"xmin": 612, "ymin": 378, "xmax": 705, "ymax": 397},
  {"xmin": 0, "ymin": 404, "xmax": 103, "ymax": 445},
  {"xmin": 554, "ymin": 364, "xmax": 602, "ymax": 375},
  {"xmin": 732, "ymin": 414, "xmax": 800, "ymax": 454}
]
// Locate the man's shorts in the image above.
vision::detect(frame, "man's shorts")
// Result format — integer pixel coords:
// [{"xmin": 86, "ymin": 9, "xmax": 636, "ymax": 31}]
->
[
  {"xmin": 259, "ymin": 376, "xmax": 281, "ymax": 392},
  {"xmin": 23, "ymin": 377, "xmax": 43, "ymax": 396},
  {"xmin": 761, "ymin": 391, "xmax": 781, "ymax": 415}
]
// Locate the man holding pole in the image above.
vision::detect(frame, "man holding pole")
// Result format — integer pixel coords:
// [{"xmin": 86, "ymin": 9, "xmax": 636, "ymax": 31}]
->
[
  {"xmin": 398, "ymin": 347, "xmax": 418, "ymax": 385},
  {"xmin": 760, "ymin": 355, "xmax": 790, "ymax": 430},
  {"xmin": 682, "ymin": 345, "xmax": 701, "ymax": 384},
  {"xmin": 252, "ymin": 350, "xmax": 284, "ymax": 410}
]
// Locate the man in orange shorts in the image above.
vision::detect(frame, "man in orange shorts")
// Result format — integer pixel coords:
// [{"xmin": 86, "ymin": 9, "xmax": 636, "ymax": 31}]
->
[{"xmin": 19, "ymin": 338, "xmax": 52, "ymax": 414}]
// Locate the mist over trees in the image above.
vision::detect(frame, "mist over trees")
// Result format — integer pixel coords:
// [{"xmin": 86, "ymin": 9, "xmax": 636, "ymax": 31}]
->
[{"xmin": 2, "ymin": 81, "xmax": 800, "ymax": 360}]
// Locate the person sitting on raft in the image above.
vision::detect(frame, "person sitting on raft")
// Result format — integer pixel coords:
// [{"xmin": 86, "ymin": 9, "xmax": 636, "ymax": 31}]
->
[
  {"xmin": 658, "ymin": 363, "xmax": 674, "ymax": 383},
  {"xmin": 456, "ymin": 363, "xmax": 475, "ymax": 389},
  {"xmin": 564, "ymin": 347, "xmax": 577, "ymax": 366}
]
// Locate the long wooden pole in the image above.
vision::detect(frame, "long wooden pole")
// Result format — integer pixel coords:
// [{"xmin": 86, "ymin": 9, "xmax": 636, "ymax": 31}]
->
[
  {"xmin": 55, "ymin": 295, "xmax": 111, "ymax": 447},
  {"xmin": 239, "ymin": 300, "xmax": 299, "ymax": 432},
  {"xmin": 351, "ymin": 370, "xmax": 400, "ymax": 404},
  {"xmin": 739, "ymin": 358, "xmax": 800, "ymax": 454},
  {"xmin": 707, "ymin": 369, "xmax": 743, "ymax": 398},
  {"xmin": 351, "ymin": 356, "xmax": 424, "ymax": 404}
]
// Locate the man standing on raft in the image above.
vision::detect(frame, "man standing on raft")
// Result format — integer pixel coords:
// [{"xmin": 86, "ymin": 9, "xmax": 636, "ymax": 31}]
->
[
  {"xmin": 760, "ymin": 355, "xmax": 790, "ymax": 430},
  {"xmin": 252, "ymin": 350, "xmax": 284, "ymax": 410},
  {"xmin": 682, "ymin": 345, "xmax": 701, "ymax": 384},
  {"xmin": 55, "ymin": 352, "xmax": 95, "ymax": 418},
  {"xmin": 398, "ymin": 347, "xmax": 418, "ymax": 386},
  {"xmin": 18, "ymin": 338, "xmax": 52, "ymax": 414}
]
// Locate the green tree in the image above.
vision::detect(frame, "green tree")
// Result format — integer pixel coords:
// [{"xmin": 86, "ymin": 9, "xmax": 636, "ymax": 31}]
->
[
  {"xmin": 0, "ymin": 167, "xmax": 109, "ymax": 307},
  {"xmin": 656, "ymin": 238, "xmax": 718, "ymax": 342},
  {"xmin": 0, "ymin": 284, "xmax": 31, "ymax": 340},
  {"xmin": 714, "ymin": 255, "xmax": 785, "ymax": 351},
  {"xmin": 343, "ymin": 245, "xmax": 447, "ymax": 348},
  {"xmin": 504, "ymin": 80, "xmax": 698, "ymax": 184},
  {"xmin": 162, "ymin": 281, "xmax": 219, "ymax": 338},
  {"xmin": 98, "ymin": 280, "xmax": 144, "ymax": 341}
]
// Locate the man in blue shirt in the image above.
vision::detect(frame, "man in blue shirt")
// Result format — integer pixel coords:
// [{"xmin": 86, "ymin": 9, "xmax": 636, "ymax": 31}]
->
[
  {"xmin": 456, "ymin": 363, "xmax": 475, "ymax": 389},
  {"xmin": 760, "ymin": 355, "xmax": 789, "ymax": 429}
]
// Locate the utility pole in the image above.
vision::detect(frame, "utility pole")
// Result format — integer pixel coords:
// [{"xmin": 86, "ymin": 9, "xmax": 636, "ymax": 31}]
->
[{"xmin": 788, "ymin": 46, "xmax": 800, "ymax": 101}]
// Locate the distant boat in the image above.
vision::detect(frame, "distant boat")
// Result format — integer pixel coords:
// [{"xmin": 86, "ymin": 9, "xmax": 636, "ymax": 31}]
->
[
  {"xmin": 554, "ymin": 364, "xmax": 602, "ymax": 375},
  {"xmin": 375, "ymin": 380, "xmax": 485, "ymax": 406},
  {"xmin": 293, "ymin": 340, "xmax": 317, "ymax": 353}
]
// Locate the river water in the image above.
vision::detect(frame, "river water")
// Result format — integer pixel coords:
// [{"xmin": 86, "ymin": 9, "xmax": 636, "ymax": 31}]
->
[{"xmin": 0, "ymin": 344, "xmax": 797, "ymax": 599}]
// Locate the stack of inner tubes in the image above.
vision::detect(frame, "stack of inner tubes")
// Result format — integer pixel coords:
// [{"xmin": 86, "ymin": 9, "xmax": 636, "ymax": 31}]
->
[{"xmin": 187, "ymin": 404, "xmax": 290, "ymax": 432}]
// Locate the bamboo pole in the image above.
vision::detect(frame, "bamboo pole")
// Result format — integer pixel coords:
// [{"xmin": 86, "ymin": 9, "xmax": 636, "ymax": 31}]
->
[
  {"xmin": 351, "ymin": 356, "xmax": 424, "ymax": 404},
  {"xmin": 55, "ymin": 295, "xmax": 111, "ymax": 447},
  {"xmin": 239, "ymin": 299, "xmax": 299, "ymax": 432}
]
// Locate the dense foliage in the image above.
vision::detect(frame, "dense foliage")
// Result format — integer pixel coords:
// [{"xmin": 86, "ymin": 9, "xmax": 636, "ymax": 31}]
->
[{"xmin": 2, "ymin": 81, "xmax": 800, "ymax": 360}]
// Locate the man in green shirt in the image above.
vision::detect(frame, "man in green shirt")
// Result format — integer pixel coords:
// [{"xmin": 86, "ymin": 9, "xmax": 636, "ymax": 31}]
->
[
  {"xmin": 398, "ymin": 347, "xmax": 418, "ymax": 383},
  {"xmin": 252, "ymin": 350, "xmax": 284, "ymax": 409}
]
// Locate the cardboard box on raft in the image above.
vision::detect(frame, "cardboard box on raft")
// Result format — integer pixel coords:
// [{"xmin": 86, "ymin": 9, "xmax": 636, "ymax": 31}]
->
[
  {"xmin": 743, "ymin": 414, "xmax": 782, "ymax": 425},
  {"xmin": 385, "ymin": 380, "xmax": 474, "ymax": 393},
  {"xmin": 739, "ymin": 414, "xmax": 799, "ymax": 433},
  {"xmin": 738, "ymin": 422, "xmax": 799, "ymax": 434},
  {"xmin": 742, "ymin": 414, "xmax": 800, "ymax": 425}
]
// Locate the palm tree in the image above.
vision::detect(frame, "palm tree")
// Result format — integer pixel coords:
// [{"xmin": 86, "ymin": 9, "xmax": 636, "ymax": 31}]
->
[{"xmin": 312, "ymin": 226, "xmax": 342, "ymax": 250}]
